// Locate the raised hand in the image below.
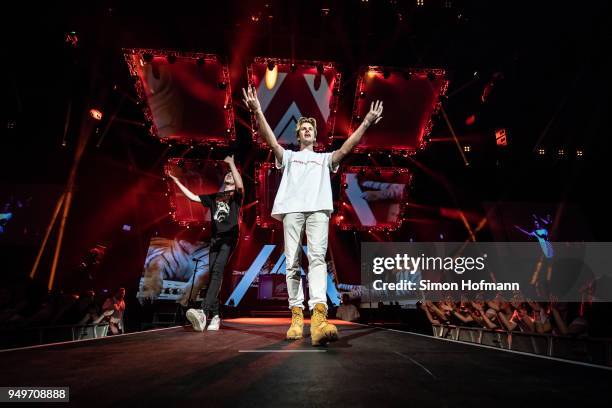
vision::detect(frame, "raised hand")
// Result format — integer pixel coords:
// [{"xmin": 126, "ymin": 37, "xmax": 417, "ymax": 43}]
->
[
  {"xmin": 242, "ymin": 85, "xmax": 262, "ymax": 113},
  {"xmin": 223, "ymin": 155, "xmax": 235, "ymax": 165},
  {"xmin": 364, "ymin": 100, "xmax": 384, "ymax": 126}
]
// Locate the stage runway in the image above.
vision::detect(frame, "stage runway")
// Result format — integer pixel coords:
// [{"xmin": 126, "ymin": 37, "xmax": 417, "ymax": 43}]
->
[{"xmin": 1, "ymin": 318, "xmax": 610, "ymax": 407}]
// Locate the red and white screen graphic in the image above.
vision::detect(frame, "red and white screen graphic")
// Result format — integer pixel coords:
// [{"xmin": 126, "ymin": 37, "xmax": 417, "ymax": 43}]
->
[
  {"xmin": 248, "ymin": 58, "xmax": 341, "ymax": 150},
  {"xmin": 124, "ymin": 50, "xmax": 235, "ymax": 145},
  {"xmin": 337, "ymin": 167, "xmax": 411, "ymax": 231},
  {"xmin": 350, "ymin": 67, "xmax": 448, "ymax": 154},
  {"xmin": 165, "ymin": 159, "xmax": 229, "ymax": 226},
  {"xmin": 254, "ymin": 162, "xmax": 283, "ymax": 229}
]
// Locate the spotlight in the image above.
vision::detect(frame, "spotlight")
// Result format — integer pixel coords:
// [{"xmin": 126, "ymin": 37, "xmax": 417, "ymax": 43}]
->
[
  {"xmin": 265, "ymin": 62, "xmax": 278, "ymax": 89},
  {"xmin": 321, "ymin": 8, "xmax": 330, "ymax": 16},
  {"xmin": 537, "ymin": 148, "xmax": 546, "ymax": 156},
  {"xmin": 359, "ymin": 91, "xmax": 366, "ymax": 98},
  {"xmin": 89, "ymin": 109, "xmax": 103, "ymax": 121},
  {"xmin": 316, "ymin": 63, "xmax": 324, "ymax": 75},
  {"xmin": 196, "ymin": 57, "xmax": 205, "ymax": 67},
  {"xmin": 557, "ymin": 148, "xmax": 566, "ymax": 157},
  {"xmin": 495, "ymin": 128, "xmax": 508, "ymax": 146},
  {"xmin": 463, "ymin": 145, "xmax": 471, "ymax": 152},
  {"xmin": 290, "ymin": 63, "xmax": 297, "ymax": 73},
  {"xmin": 167, "ymin": 55, "xmax": 177, "ymax": 64},
  {"xmin": 576, "ymin": 149, "xmax": 583, "ymax": 158}
]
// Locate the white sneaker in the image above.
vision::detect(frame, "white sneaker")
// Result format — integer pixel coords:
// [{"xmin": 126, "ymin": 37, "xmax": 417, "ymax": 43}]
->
[
  {"xmin": 186, "ymin": 309, "xmax": 206, "ymax": 332},
  {"xmin": 207, "ymin": 315, "xmax": 221, "ymax": 331}
]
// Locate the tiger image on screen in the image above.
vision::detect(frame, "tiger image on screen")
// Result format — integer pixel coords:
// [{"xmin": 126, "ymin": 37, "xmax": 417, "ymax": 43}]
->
[{"xmin": 139, "ymin": 237, "xmax": 210, "ymax": 305}]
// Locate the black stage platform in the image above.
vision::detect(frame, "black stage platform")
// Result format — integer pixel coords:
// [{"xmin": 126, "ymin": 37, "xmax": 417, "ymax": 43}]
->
[{"xmin": 1, "ymin": 318, "xmax": 611, "ymax": 407}]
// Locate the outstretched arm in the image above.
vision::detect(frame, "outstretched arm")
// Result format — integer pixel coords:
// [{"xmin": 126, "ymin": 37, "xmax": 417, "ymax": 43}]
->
[
  {"xmin": 242, "ymin": 86, "xmax": 284, "ymax": 164},
  {"xmin": 224, "ymin": 155, "xmax": 244, "ymax": 194},
  {"xmin": 332, "ymin": 100, "xmax": 383, "ymax": 167},
  {"xmin": 168, "ymin": 174, "xmax": 201, "ymax": 202},
  {"xmin": 514, "ymin": 225, "xmax": 533, "ymax": 237}
]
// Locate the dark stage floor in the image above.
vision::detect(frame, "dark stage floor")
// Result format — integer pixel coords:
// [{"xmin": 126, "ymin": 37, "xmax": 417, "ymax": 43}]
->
[{"xmin": 1, "ymin": 318, "xmax": 611, "ymax": 407}]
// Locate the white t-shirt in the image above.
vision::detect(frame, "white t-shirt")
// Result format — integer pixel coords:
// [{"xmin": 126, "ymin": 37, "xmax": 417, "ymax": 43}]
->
[{"xmin": 271, "ymin": 149, "xmax": 339, "ymax": 220}]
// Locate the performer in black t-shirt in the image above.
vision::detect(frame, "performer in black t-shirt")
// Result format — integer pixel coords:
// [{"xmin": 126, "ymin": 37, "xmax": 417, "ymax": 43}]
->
[{"xmin": 169, "ymin": 156, "xmax": 244, "ymax": 331}]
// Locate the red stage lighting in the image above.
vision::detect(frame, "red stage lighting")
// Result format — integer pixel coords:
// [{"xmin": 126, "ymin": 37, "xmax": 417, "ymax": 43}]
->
[
  {"xmin": 350, "ymin": 66, "xmax": 448, "ymax": 154},
  {"xmin": 495, "ymin": 128, "xmax": 508, "ymax": 146},
  {"xmin": 247, "ymin": 57, "xmax": 341, "ymax": 150},
  {"xmin": 254, "ymin": 162, "xmax": 283, "ymax": 229},
  {"xmin": 337, "ymin": 166, "xmax": 412, "ymax": 231},
  {"xmin": 165, "ymin": 158, "xmax": 230, "ymax": 227},
  {"xmin": 124, "ymin": 49, "xmax": 235, "ymax": 146}
]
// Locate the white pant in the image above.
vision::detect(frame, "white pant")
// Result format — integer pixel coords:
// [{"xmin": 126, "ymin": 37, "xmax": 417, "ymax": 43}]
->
[{"xmin": 282, "ymin": 211, "xmax": 329, "ymax": 311}]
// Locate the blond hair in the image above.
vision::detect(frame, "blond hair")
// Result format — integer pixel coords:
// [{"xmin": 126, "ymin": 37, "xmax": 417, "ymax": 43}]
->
[{"xmin": 295, "ymin": 117, "xmax": 317, "ymax": 142}]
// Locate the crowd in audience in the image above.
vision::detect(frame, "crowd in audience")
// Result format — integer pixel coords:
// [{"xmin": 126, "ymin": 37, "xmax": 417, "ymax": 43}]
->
[
  {"xmin": 419, "ymin": 294, "xmax": 598, "ymax": 337},
  {"xmin": 0, "ymin": 279, "xmax": 122, "ymax": 334}
]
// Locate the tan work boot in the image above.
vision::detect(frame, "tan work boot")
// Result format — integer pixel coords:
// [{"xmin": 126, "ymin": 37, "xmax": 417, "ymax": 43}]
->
[
  {"xmin": 310, "ymin": 303, "xmax": 338, "ymax": 346},
  {"xmin": 286, "ymin": 306, "xmax": 304, "ymax": 340}
]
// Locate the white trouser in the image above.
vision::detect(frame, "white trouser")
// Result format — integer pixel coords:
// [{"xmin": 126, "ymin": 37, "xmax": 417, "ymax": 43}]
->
[{"xmin": 282, "ymin": 211, "xmax": 329, "ymax": 311}]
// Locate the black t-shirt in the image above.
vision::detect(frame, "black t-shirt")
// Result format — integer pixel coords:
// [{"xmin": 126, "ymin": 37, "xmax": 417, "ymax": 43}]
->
[{"xmin": 199, "ymin": 189, "xmax": 242, "ymax": 240}]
